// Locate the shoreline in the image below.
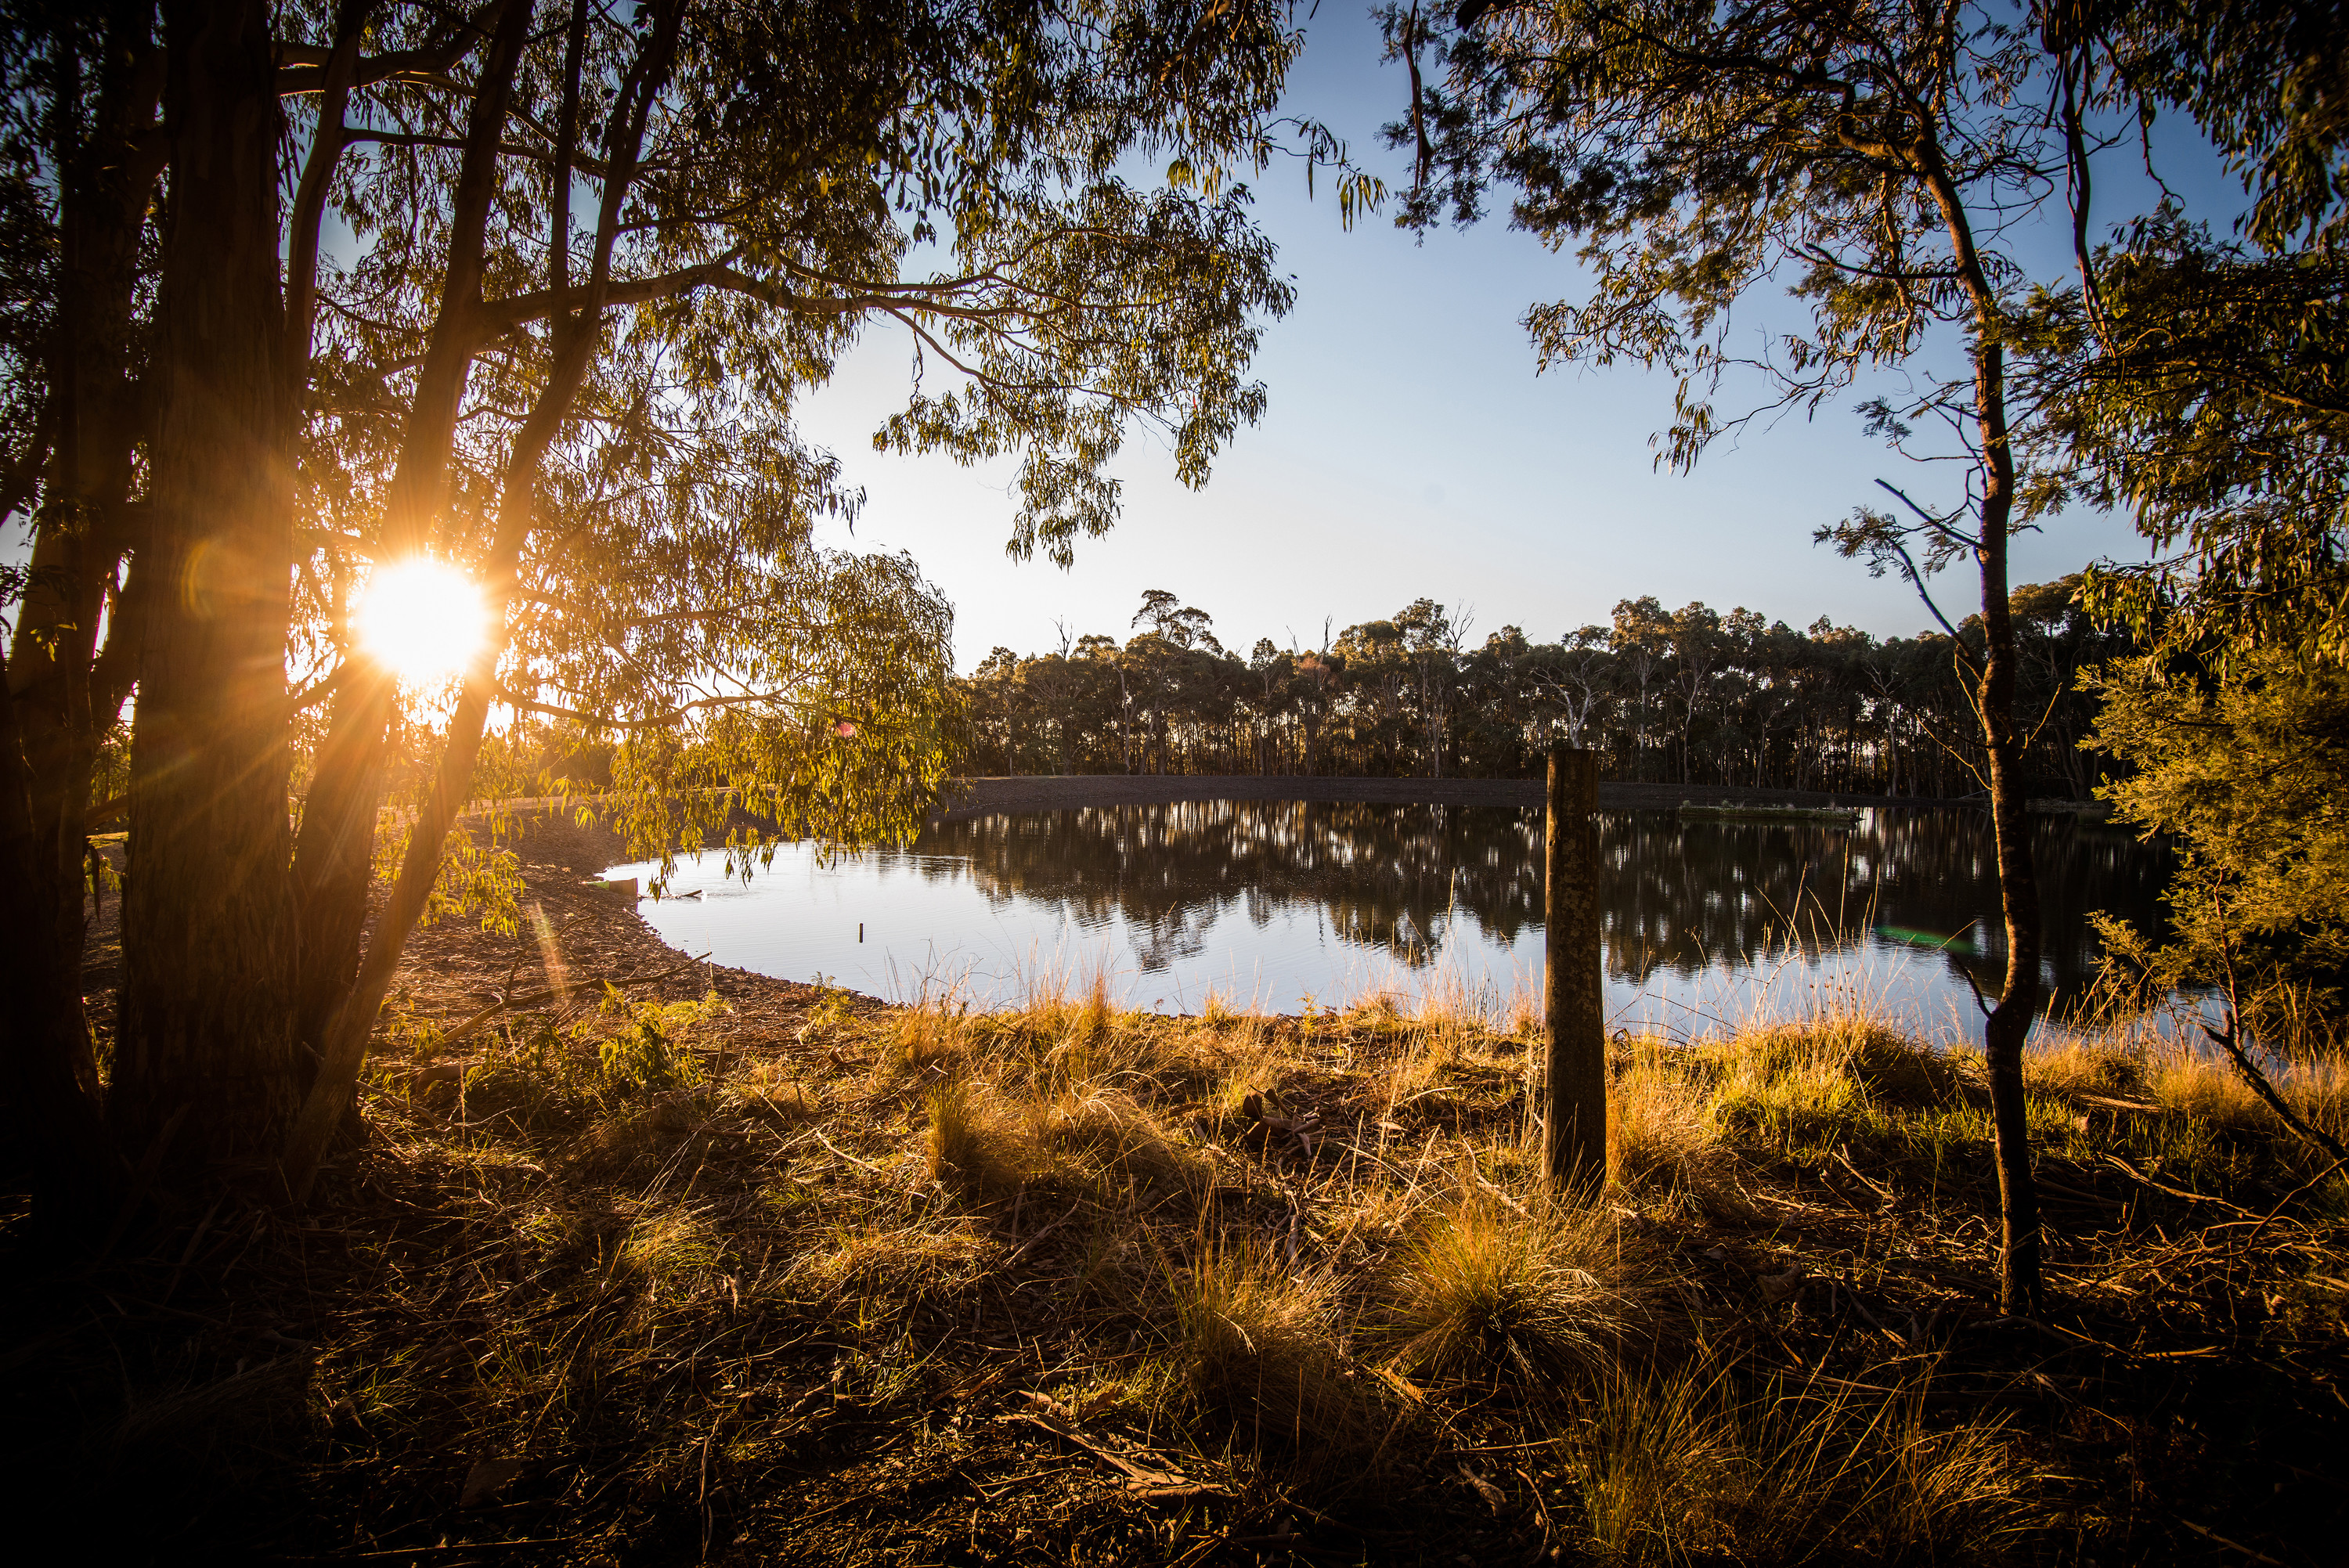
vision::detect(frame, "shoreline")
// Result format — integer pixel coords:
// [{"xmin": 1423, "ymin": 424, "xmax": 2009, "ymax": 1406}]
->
[{"xmin": 933, "ymin": 773, "xmax": 1976, "ymax": 821}]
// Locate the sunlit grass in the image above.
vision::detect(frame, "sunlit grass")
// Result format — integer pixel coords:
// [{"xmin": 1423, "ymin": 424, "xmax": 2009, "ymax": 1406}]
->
[
  {"xmin": 278, "ymin": 958, "xmax": 2349, "ymax": 1561},
  {"xmin": 1384, "ymin": 1195, "xmax": 1660, "ymax": 1390}
]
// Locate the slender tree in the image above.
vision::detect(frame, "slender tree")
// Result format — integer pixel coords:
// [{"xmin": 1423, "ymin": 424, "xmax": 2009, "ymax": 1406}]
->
[{"xmin": 1377, "ymin": 0, "xmax": 2195, "ymax": 1311}]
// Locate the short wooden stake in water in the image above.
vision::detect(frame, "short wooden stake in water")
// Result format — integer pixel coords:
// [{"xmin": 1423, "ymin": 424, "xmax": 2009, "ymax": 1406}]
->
[{"xmin": 1544, "ymin": 745, "xmax": 1605, "ymax": 1193}]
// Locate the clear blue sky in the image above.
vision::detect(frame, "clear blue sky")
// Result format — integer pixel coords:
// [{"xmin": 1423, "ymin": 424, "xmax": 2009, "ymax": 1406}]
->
[{"xmin": 794, "ymin": 7, "xmax": 2213, "ymax": 672}]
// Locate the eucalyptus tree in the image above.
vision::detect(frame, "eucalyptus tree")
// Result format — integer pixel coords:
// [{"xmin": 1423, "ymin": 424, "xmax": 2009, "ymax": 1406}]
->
[
  {"xmin": 2034, "ymin": 2, "xmax": 2349, "ymax": 1107},
  {"xmin": 1609, "ymin": 597, "xmax": 1667, "ymax": 783},
  {"xmin": 1377, "ymin": 0, "xmax": 2190, "ymax": 1311},
  {"xmin": 1526, "ymin": 624, "xmax": 1612, "ymax": 746},
  {"xmin": 0, "ymin": 0, "xmax": 1323, "ymax": 1213}
]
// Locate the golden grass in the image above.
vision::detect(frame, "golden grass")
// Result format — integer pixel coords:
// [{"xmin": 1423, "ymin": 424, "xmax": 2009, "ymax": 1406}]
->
[
  {"xmin": 225, "ymin": 967, "xmax": 2349, "ymax": 1563},
  {"xmin": 792, "ymin": 1221, "xmax": 1001, "ymax": 1309},
  {"xmin": 2019, "ymin": 1034, "xmax": 2149, "ymax": 1101},
  {"xmin": 1211, "ymin": 1017, "xmax": 1288, "ymax": 1115},
  {"xmin": 881, "ymin": 1000, "xmax": 968, "ymax": 1080},
  {"xmin": 2143, "ymin": 1036, "xmax": 2349, "ymax": 1135},
  {"xmin": 615, "ymin": 1209, "xmax": 720, "ymax": 1289},
  {"xmin": 1039, "ymin": 1087, "xmax": 1203, "ymax": 1194},
  {"xmin": 1609, "ymin": 1052, "xmax": 1730, "ymax": 1202},
  {"xmin": 1164, "ymin": 1236, "xmax": 1401, "ymax": 1465},
  {"xmin": 1384, "ymin": 1195, "xmax": 1658, "ymax": 1390},
  {"xmin": 1572, "ymin": 1358, "xmax": 2037, "ymax": 1565},
  {"xmin": 728, "ymin": 1058, "xmax": 822, "ymax": 1122},
  {"xmin": 922, "ymin": 1079, "xmax": 1038, "ymax": 1202}
]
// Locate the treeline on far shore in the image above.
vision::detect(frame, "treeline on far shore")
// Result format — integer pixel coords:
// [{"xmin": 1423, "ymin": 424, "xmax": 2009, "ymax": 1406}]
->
[{"xmin": 949, "ymin": 579, "xmax": 2130, "ymax": 798}]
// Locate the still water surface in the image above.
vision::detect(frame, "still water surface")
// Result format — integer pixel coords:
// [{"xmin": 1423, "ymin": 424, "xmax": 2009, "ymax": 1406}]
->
[{"xmin": 612, "ymin": 802, "xmax": 2175, "ymax": 1041}]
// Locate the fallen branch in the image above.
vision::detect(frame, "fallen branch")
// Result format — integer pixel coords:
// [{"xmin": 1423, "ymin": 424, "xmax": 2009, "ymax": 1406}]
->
[
  {"xmin": 2106, "ymin": 1155, "xmax": 2259, "ymax": 1220},
  {"xmin": 1006, "ymin": 1393, "xmax": 1191, "ymax": 1488},
  {"xmin": 809, "ymin": 1127, "xmax": 889, "ymax": 1176},
  {"xmin": 2198, "ymin": 1016, "xmax": 2349, "ymax": 1164}
]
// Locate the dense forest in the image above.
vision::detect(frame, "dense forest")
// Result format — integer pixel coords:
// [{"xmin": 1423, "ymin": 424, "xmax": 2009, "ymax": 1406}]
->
[{"xmin": 952, "ymin": 579, "xmax": 2132, "ymax": 796}]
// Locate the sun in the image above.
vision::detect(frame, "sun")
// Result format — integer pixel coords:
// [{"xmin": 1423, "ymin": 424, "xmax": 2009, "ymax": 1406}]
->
[{"xmin": 352, "ymin": 558, "xmax": 488, "ymax": 686}]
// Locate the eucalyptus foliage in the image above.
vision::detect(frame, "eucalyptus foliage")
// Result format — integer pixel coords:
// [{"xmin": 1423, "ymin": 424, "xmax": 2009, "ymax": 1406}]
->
[
  {"xmin": 0, "ymin": 0, "xmax": 1335, "ymax": 1198},
  {"xmin": 1374, "ymin": 0, "xmax": 2155, "ymax": 1312}
]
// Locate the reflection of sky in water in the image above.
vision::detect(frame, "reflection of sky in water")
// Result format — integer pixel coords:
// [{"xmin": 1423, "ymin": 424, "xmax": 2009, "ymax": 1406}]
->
[{"xmin": 613, "ymin": 803, "xmax": 2177, "ymax": 1044}]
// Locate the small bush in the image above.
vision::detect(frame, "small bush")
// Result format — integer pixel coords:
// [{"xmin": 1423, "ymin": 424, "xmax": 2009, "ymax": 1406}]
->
[{"xmin": 594, "ymin": 989, "xmax": 727, "ymax": 1097}]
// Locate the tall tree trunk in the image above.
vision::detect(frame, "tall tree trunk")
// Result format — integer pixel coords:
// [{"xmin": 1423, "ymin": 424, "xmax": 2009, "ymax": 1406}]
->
[
  {"xmin": 283, "ymin": 0, "xmax": 677, "ymax": 1196},
  {"xmin": 1973, "ymin": 338, "xmax": 2044, "ymax": 1317},
  {"xmin": 0, "ymin": 5, "xmax": 166, "ymax": 1222},
  {"xmin": 1918, "ymin": 116, "xmax": 2050, "ymax": 1313},
  {"xmin": 287, "ymin": 0, "xmax": 532, "ymax": 1062},
  {"xmin": 0, "ymin": 669, "xmax": 118, "ymax": 1223},
  {"xmin": 110, "ymin": 0, "xmax": 300, "ymax": 1173}
]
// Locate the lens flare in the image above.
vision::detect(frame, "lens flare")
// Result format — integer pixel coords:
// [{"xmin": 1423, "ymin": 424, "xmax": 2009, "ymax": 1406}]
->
[{"xmin": 352, "ymin": 558, "xmax": 487, "ymax": 685}]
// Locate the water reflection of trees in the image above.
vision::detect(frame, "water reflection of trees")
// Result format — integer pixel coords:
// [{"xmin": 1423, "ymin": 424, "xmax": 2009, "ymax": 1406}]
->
[
  {"xmin": 904, "ymin": 803, "xmax": 2174, "ymax": 1007},
  {"xmin": 908, "ymin": 802, "xmax": 1526, "ymax": 972}
]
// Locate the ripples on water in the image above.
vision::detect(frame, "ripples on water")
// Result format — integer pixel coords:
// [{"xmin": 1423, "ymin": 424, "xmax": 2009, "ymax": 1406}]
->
[{"xmin": 613, "ymin": 802, "xmax": 2176, "ymax": 1042}]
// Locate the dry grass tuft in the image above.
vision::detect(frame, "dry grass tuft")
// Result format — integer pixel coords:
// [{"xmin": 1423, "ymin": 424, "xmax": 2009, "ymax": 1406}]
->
[
  {"xmin": 1572, "ymin": 1359, "xmax": 2043, "ymax": 1565},
  {"xmin": 728, "ymin": 1059, "xmax": 821, "ymax": 1123},
  {"xmin": 1041, "ymin": 1088, "xmax": 1203, "ymax": 1193},
  {"xmin": 1165, "ymin": 1238, "xmax": 1400, "ymax": 1464},
  {"xmin": 2022, "ymin": 1035, "xmax": 2149, "ymax": 1101},
  {"xmin": 1506, "ymin": 982, "xmax": 1543, "ymax": 1040},
  {"xmin": 565, "ymin": 1090, "xmax": 705, "ymax": 1181},
  {"xmin": 615, "ymin": 1209, "xmax": 720, "ymax": 1289},
  {"xmin": 1746, "ymin": 1013, "xmax": 1960, "ymax": 1108},
  {"xmin": 2143, "ymin": 1037, "xmax": 2349, "ymax": 1137},
  {"xmin": 1071, "ymin": 972, "xmax": 1115, "ymax": 1051},
  {"xmin": 1213, "ymin": 1018, "xmax": 1287, "ymax": 1115},
  {"xmin": 923, "ymin": 1080, "xmax": 1038, "ymax": 1202},
  {"xmin": 882, "ymin": 1001, "xmax": 968, "ymax": 1079},
  {"xmin": 1701, "ymin": 1007, "xmax": 1961, "ymax": 1149},
  {"xmin": 1378, "ymin": 1024, "xmax": 1465, "ymax": 1112},
  {"xmin": 794, "ymin": 1221, "xmax": 1000, "ymax": 1307},
  {"xmin": 1610, "ymin": 1054, "xmax": 1729, "ymax": 1202},
  {"xmin": 1385, "ymin": 1196, "xmax": 1657, "ymax": 1391}
]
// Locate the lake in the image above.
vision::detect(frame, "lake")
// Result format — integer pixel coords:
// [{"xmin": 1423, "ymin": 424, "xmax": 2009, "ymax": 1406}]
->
[{"xmin": 612, "ymin": 801, "xmax": 2176, "ymax": 1042}]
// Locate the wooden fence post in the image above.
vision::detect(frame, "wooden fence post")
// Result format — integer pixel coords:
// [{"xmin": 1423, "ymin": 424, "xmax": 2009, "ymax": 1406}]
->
[{"xmin": 1544, "ymin": 745, "xmax": 1605, "ymax": 1193}]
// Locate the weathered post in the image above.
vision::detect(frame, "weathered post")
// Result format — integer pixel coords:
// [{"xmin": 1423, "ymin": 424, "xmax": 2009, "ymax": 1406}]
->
[{"xmin": 1544, "ymin": 745, "xmax": 1605, "ymax": 1192}]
